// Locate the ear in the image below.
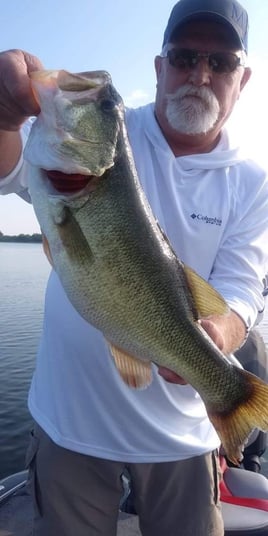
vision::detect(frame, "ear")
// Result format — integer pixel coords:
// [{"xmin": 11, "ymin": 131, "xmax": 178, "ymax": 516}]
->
[
  {"xmin": 154, "ymin": 55, "xmax": 163, "ymax": 81},
  {"xmin": 240, "ymin": 66, "xmax": 252, "ymax": 92}
]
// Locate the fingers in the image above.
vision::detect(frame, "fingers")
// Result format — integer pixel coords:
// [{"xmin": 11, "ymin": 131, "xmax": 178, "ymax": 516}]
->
[
  {"xmin": 12, "ymin": 50, "xmax": 43, "ymax": 113},
  {"xmin": 158, "ymin": 317, "xmax": 226, "ymax": 385},
  {"xmin": 158, "ymin": 366, "xmax": 187, "ymax": 385},
  {"xmin": 157, "ymin": 317, "xmax": 227, "ymax": 385},
  {"xmin": 199, "ymin": 318, "xmax": 225, "ymax": 351},
  {"xmin": 0, "ymin": 49, "xmax": 44, "ymax": 130}
]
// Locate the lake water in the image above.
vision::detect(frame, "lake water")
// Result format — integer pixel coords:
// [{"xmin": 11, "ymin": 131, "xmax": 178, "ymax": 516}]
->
[
  {"xmin": 0, "ymin": 243, "xmax": 50, "ymax": 478},
  {"xmin": 0, "ymin": 242, "xmax": 267, "ymax": 479}
]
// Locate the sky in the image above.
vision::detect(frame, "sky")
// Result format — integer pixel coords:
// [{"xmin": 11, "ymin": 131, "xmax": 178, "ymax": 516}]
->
[{"xmin": 0, "ymin": 0, "xmax": 267, "ymax": 235}]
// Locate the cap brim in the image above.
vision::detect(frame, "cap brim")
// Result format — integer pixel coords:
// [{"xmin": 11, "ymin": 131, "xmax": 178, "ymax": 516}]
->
[{"xmin": 165, "ymin": 12, "xmax": 245, "ymax": 51}]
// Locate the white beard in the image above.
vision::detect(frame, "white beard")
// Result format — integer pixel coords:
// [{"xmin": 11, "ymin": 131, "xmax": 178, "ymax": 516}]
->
[{"xmin": 165, "ymin": 84, "xmax": 220, "ymax": 135}]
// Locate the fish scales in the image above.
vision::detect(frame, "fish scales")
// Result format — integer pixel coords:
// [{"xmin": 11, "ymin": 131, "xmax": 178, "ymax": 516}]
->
[{"xmin": 24, "ymin": 69, "xmax": 268, "ymax": 464}]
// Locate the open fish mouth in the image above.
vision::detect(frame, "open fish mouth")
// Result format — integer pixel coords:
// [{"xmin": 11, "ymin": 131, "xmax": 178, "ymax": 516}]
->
[{"xmin": 45, "ymin": 170, "xmax": 94, "ymax": 193}]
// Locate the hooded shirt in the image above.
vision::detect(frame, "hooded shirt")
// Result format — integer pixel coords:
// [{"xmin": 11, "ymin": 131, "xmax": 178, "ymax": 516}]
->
[{"xmin": 0, "ymin": 103, "xmax": 267, "ymax": 461}]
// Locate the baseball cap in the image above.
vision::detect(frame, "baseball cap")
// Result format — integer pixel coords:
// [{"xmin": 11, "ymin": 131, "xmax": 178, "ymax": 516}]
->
[{"xmin": 163, "ymin": 0, "xmax": 249, "ymax": 53}]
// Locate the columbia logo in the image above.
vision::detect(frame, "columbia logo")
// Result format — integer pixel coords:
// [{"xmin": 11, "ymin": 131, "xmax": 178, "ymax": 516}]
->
[{"xmin": 190, "ymin": 213, "xmax": 222, "ymax": 226}]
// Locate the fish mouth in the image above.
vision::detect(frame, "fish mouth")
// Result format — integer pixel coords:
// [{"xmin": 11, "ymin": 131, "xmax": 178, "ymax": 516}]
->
[{"xmin": 45, "ymin": 169, "xmax": 94, "ymax": 193}]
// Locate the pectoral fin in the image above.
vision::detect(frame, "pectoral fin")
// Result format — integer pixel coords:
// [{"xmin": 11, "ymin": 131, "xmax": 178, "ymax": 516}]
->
[
  {"xmin": 55, "ymin": 205, "xmax": 94, "ymax": 264},
  {"xmin": 108, "ymin": 342, "xmax": 152, "ymax": 389},
  {"xmin": 183, "ymin": 264, "xmax": 229, "ymax": 317}
]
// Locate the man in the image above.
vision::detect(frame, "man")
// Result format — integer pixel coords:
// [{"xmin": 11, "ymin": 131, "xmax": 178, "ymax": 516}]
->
[{"xmin": 0, "ymin": 0, "xmax": 267, "ymax": 535}]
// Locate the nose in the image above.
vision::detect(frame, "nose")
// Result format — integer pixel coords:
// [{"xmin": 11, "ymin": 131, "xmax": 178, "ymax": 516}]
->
[{"xmin": 187, "ymin": 58, "xmax": 212, "ymax": 86}]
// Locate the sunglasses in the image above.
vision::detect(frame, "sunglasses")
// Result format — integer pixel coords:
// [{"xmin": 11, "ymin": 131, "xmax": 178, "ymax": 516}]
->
[{"xmin": 164, "ymin": 48, "xmax": 245, "ymax": 74}]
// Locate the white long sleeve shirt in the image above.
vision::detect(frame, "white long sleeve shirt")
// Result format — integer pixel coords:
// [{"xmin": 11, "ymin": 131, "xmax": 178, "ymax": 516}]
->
[{"xmin": 1, "ymin": 103, "xmax": 268, "ymax": 461}]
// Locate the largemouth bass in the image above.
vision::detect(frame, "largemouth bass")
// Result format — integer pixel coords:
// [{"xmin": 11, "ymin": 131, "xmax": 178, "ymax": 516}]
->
[{"xmin": 24, "ymin": 69, "xmax": 268, "ymax": 464}]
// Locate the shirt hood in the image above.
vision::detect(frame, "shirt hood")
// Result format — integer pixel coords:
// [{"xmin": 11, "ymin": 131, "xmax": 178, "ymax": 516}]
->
[{"xmin": 131, "ymin": 103, "xmax": 246, "ymax": 174}]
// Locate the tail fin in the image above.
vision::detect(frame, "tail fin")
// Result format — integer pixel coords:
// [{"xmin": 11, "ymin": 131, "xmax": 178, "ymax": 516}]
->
[{"xmin": 208, "ymin": 370, "xmax": 268, "ymax": 465}]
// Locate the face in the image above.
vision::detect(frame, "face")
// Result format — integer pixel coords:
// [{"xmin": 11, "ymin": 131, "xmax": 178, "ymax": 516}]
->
[{"xmin": 154, "ymin": 20, "xmax": 251, "ymax": 140}]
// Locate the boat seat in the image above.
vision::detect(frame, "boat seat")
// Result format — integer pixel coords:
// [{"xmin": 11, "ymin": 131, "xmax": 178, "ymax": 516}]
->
[{"xmin": 220, "ymin": 457, "xmax": 268, "ymax": 535}]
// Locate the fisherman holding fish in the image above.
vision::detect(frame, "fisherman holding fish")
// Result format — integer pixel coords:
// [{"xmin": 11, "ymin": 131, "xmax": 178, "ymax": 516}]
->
[{"xmin": 0, "ymin": 0, "xmax": 268, "ymax": 535}]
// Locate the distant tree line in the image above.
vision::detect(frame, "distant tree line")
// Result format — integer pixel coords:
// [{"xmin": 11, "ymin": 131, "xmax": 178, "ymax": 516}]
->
[{"xmin": 0, "ymin": 231, "xmax": 42, "ymax": 243}]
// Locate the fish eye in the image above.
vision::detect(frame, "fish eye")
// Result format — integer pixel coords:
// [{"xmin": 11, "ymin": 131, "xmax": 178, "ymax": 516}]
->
[{"xmin": 100, "ymin": 99, "xmax": 116, "ymax": 112}]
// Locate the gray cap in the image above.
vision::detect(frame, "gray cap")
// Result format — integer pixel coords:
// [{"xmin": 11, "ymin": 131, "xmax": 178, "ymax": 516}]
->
[{"xmin": 163, "ymin": 0, "xmax": 249, "ymax": 53}]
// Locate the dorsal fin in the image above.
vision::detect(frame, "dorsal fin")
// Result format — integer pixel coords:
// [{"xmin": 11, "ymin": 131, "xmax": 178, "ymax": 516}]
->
[{"xmin": 183, "ymin": 264, "xmax": 229, "ymax": 318}]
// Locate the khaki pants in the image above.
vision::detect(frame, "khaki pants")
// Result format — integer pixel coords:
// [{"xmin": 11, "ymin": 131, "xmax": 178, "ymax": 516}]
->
[{"xmin": 26, "ymin": 423, "xmax": 224, "ymax": 536}]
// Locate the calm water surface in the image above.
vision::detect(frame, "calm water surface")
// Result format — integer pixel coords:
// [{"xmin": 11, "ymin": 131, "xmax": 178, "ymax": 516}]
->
[
  {"xmin": 0, "ymin": 243, "xmax": 50, "ymax": 478},
  {"xmin": 0, "ymin": 243, "xmax": 267, "ymax": 478}
]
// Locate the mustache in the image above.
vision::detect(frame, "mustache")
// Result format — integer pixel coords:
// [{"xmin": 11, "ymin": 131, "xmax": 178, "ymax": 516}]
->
[{"xmin": 167, "ymin": 84, "xmax": 218, "ymax": 107}]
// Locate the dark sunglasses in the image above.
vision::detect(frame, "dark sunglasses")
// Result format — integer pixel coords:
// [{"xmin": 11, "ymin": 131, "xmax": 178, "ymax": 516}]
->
[{"xmin": 165, "ymin": 48, "xmax": 244, "ymax": 74}]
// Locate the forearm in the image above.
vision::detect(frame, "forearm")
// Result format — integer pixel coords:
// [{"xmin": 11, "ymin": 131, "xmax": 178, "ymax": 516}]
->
[{"xmin": 0, "ymin": 130, "xmax": 22, "ymax": 178}]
